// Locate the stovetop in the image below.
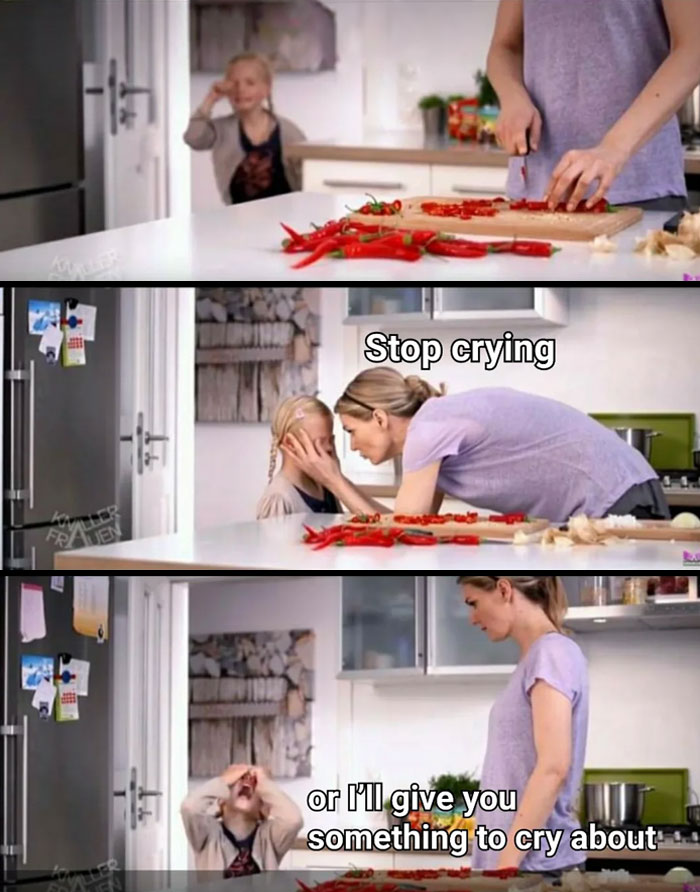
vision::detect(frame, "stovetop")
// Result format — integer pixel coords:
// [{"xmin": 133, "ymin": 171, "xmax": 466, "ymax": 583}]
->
[
  {"xmin": 658, "ymin": 469, "xmax": 700, "ymax": 490},
  {"xmin": 599, "ymin": 824, "xmax": 700, "ymax": 845}
]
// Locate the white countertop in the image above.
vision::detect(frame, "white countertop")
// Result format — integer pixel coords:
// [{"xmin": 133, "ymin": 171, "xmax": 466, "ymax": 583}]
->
[
  {"xmin": 0, "ymin": 193, "xmax": 696, "ymax": 281},
  {"xmin": 54, "ymin": 513, "xmax": 694, "ymax": 570}
]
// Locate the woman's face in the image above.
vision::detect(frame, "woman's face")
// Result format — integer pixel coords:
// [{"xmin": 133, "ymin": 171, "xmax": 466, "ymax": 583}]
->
[
  {"xmin": 225, "ymin": 61, "xmax": 270, "ymax": 114},
  {"xmin": 290, "ymin": 412, "xmax": 335, "ymax": 456},
  {"xmin": 339, "ymin": 412, "xmax": 393, "ymax": 465},
  {"xmin": 462, "ymin": 581, "xmax": 513, "ymax": 642}
]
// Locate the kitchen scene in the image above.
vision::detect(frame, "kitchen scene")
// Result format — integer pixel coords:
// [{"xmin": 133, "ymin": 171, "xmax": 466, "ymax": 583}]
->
[
  {"xmin": 185, "ymin": 573, "xmax": 700, "ymax": 890},
  {"xmin": 1, "ymin": 0, "xmax": 700, "ymax": 281},
  {"xmin": 2, "ymin": 573, "xmax": 700, "ymax": 892},
  {"xmin": 51, "ymin": 286, "xmax": 700, "ymax": 572}
]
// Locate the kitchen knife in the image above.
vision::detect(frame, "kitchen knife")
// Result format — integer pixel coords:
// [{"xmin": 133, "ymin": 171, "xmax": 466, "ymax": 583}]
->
[{"xmin": 519, "ymin": 128, "xmax": 531, "ymax": 190}]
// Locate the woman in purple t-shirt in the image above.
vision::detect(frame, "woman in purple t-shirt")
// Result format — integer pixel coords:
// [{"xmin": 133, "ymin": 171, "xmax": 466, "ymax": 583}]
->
[
  {"xmin": 457, "ymin": 575, "xmax": 589, "ymax": 877},
  {"xmin": 488, "ymin": 0, "xmax": 700, "ymax": 210},
  {"xmin": 280, "ymin": 367, "xmax": 670, "ymax": 524}
]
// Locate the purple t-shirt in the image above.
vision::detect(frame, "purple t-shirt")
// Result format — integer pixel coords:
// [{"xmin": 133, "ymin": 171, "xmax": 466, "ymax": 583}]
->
[
  {"xmin": 505, "ymin": 0, "xmax": 687, "ymax": 204},
  {"xmin": 472, "ymin": 632, "xmax": 589, "ymax": 872},
  {"xmin": 402, "ymin": 389, "xmax": 656, "ymax": 522}
]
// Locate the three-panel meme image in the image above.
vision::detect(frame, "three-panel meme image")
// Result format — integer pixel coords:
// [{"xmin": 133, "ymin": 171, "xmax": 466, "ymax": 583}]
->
[{"xmin": 2, "ymin": 0, "xmax": 700, "ymax": 889}]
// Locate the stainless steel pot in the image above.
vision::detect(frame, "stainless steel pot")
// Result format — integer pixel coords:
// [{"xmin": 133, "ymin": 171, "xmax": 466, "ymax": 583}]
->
[
  {"xmin": 584, "ymin": 783, "xmax": 655, "ymax": 827},
  {"xmin": 680, "ymin": 85, "xmax": 700, "ymax": 134},
  {"xmin": 614, "ymin": 427, "xmax": 661, "ymax": 461},
  {"xmin": 688, "ymin": 805, "xmax": 700, "ymax": 827}
]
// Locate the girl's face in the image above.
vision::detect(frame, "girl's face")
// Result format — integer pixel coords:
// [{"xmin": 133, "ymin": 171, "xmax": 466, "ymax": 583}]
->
[
  {"xmin": 289, "ymin": 412, "xmax": 335, "ymax": 456},
  {"xmin": 462, "ymin": 581, "xmax": 513, "ymax": 642},
  {"xmin": 339, "ymin": 412, "xmax": 393, "ymax": 465},
  {"xmin": 225, "ymin": 60, "xmax": 270, "ymax": 114},
  {"xmin": 222, "ymin": 775, "xmax": 262, "ymax": 820}
]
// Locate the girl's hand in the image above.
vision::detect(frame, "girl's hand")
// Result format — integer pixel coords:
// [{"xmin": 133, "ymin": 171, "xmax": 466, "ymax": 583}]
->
[
  {"xmin": 495, "ymin": 95, "xmax": 542, "ymax": 156},
  {"xmin": 221, "ymin": 763, "xmax": 250, "ymax": 787},
  {"xmin": 280, "ymin": 430, "xmax": 342, "ymax": 487},
  {"xmin": 544, "ymin": 142, "xmax": 628, "ymax": 210},
  {"xmin": 250, "ymin": 766, "xmax": 268, "ymax": 784}
]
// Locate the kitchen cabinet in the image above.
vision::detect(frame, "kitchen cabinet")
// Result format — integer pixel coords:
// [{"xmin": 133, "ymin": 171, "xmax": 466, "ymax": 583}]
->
[
  {"xmin": 431, "ymin": 164, "xmax": 508, "ymax": 197},
  {"xmin": 427, "ymin": 576, "xmax": 519, "ymax": 674},
  {"xmin": 343, "ymin": 287, "xmax": 568, "ymax": 326},
  {"xmin": 432, "ymin": 287, "xmax": 568, "ymax": 324},
  {"xmin": 340, "ymin": 576, "xmax": 426, "ymax": 678},
  {"xmin": 303, "ymin": 159, "xmax": 431, "ymax": 199},
  {"xmin": 346, "ymin": 287, "xmax": 431, "ymax": 323}
]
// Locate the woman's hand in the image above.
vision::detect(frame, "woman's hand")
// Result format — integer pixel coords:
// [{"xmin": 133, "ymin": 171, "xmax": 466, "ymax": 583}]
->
[
  {"xmin": 280, "ymin": 430, "xmax": 343, "ymax": 488},
  {"xmin": 544, "ymin": 141, "xmax": 628, "ymax": 210},
  {"xmin": 495, "ymin": 95, "xmax": 542, "ymax": 156}
]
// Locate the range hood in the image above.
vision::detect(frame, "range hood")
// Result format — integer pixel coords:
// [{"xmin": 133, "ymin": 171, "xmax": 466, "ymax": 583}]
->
[{"xmin": 567, "ymin": 600, "xmax": 700, "ymax": 632}]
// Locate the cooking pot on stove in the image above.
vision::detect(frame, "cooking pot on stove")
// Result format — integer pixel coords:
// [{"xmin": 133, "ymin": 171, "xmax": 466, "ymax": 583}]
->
[
  {"xmin": 585, "ymin": 783, "xmax": 655, "ymax": 828},
  {"xmin": 680, "ymin": 85, "xmax": 700, "ymax": 135},
  {"xmin": 614, "ymin": 427, "xmax": 661, "ymax": 461}
]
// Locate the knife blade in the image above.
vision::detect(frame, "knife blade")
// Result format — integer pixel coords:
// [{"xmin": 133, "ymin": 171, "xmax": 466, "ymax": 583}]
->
[{"xmin": 519, "ymin": 128, "xmax": 531, "ymax": 190}]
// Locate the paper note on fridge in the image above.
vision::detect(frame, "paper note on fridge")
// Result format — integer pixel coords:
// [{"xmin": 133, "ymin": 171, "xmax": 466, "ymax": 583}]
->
[
  {"xmin": 38, "ymin": 324, "xmax": 64, "ymax": 359},
  {"xmin": 73, "ymin": 576, "xmax": 109, "ymax": 641},
  {"xmin": 59, "ymin": 657, "xmax": 91, "ymax": 696},
  {"xmin": 74, "ymin": 303, "xmax": 97, "ymax": 341},
  {"xmin": 20, "ymin": 583, "xmax": 47, "ymax": 642},
  {"xmin": 32, "ymin": 678, "xmax": 57, "ymax": 718}
]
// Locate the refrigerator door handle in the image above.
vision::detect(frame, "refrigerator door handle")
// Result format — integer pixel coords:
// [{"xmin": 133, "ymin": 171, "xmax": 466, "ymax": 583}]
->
[
  {"xmin": 28, "ymin": 360, "xmax": 35, "ymax": 511},
  {"xmin": 21, "ymin": 714, "xmax": 28, "ymax": 865}
]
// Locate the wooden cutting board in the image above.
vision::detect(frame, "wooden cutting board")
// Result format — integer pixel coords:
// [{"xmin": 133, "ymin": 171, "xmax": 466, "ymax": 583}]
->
[
  {"xmin": 346, "ymin": 515, "xmax": 550, "ymax": 540},
  {"xmin": 602, "ymin": 520, "xmax": 700, "ymax": 542},
  {"xmin": 349, "ymin": 196, "xmax": 642, "ymax": 241}
]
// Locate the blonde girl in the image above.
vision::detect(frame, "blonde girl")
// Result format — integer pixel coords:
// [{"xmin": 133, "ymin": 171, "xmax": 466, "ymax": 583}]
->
[
  {"xmin": 184, "ymin": 52, "xmax": 305, "ymax": 205},
  {"xmin": 279, "ymin": 366, "xmax": 667, "ymax": 523},
  {"xmin": 256, "ymin": 395, "xmax": 341, "ymax": 519}
]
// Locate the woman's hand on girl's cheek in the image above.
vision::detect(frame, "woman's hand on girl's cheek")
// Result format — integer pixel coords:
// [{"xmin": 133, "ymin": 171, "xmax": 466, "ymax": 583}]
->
[
  {"xmin": 281, "ymin": 430, "xmax": 341, "ymax": 484},
  {"xmin": 544, "ymin": 143, "xmax": 626, "ymax": 210}
]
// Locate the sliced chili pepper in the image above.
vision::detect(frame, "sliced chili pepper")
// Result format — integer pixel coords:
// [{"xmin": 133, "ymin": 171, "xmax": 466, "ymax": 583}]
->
[
  {"xmin": 443, "ymin": 535, "xmax": 480, "ymax": 545},
  {"xmin": 488, "ymin": 513, "xmax": 527, "ymax": 523},
  {"xmin": 482, "ymin": 867, "xmax": 519, "ymax": 879}
]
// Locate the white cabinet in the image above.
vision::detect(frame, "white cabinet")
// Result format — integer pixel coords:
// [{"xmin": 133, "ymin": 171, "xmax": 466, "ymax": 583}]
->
[
  {"xmin": 432, "ymin": 287, "xmax": 569, "ymax": 325},
  {"xmin": 303, "ymin": 159, "xmax": 431, "ymax": 198},
  {"xmin": 431, "ymin": 164, "xmax": 508, "ymax": 197}
]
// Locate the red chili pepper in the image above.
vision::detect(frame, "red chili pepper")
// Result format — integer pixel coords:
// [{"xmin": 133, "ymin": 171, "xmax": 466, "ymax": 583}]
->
[
  {"xmin": 444, "ymin": 535, "xmax": 481, "ymax": 545},
  {"xmin": 488, "ymin": 513, "xmax": 527, "ymax": 524},
  {"xmin": 398, "ymin": 532, "xmax": 438, "ymax": 545},
  {"xmin": 330, "ymin": 243, "xmax": 422, "ymax": 262},
  {"xmin": 483, "ymin": 867, "xmax": 519, "ymax": 879},
  {"xmin": 510, "ymin": 241, "xmax": 559, "ymax": 257},
  {"xmin": 426, "ymin": 240, "xmax": 489, "ymax": 258},
  {"xmin": 280, "ymin": 222, "xmax": 304, "ymax": 244},
  {"xmin": 291, "ymin": 237, "xmax": 341, "ymax": 269},
  {"xmin": 392, "ymin": 199, "xmax": 402, "ymax": 211}
]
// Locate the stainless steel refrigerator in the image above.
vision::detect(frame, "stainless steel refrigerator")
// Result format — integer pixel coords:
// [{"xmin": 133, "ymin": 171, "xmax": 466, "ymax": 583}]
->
[
  {"xmin": 3, "ymin": 289, "xmax": 121, "ymax": 570},
  {"xmin": 1, "ymin": 575, "xmax": 113, "ymax": 886},
  {"xmin": 0, "ymin": 1, "xmax": 84, "ymax": 251}
]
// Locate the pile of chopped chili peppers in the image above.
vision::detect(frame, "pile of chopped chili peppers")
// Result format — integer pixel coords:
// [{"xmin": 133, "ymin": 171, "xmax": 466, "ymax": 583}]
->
[
  {"xmin": 296, "ymin": 865, "xmax": 523, "ymax": 890},
  {"xmin": 280, "ymin": 217, "xmax": 560, "ymax": 267},
  {"xmin": 347, "ymin": 512, "xmax": 529, "ymax": 526},
  {"xmin": 420, "ymin": 196, "xmax": 614, "ymax": 218},
  {"xmin": 302, "ymin": 524, "xmax": 481, "ymax": 549}
]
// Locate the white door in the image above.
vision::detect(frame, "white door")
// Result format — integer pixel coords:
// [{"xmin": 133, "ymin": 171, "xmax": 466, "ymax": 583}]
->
[
  {"xmin": 129, "ymin": 290, "xmax": 179, "ymax": 540},
  {"xmin": 101, "ymin": 0, "xmax": 168, "ymax": 228},
  {"xmin": 124, "ymin": 578, "xmax": 171, "ymax": 873}
]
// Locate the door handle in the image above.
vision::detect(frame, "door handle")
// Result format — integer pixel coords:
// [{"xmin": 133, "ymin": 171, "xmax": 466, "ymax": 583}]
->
[
  {"xmin": 119, "ymin": 108, "xmax": 138, "ymax": 126},
  {"xmin": 138, "ymin": 808, "xmax": 153, "ymax": 821},
  {"xmin": 85, "ymin": 87, "xmax": 104, "ymax": 95},
  {"xmin": 138, "ymin": 787, "xmax": 163, "ymax": 800},
  {"xmin": 21, "ymin": 715, "xmax": 28, "ymax": 865},
  {"xmin": 144, "ymin": 433, "xmax": 169, "ymax": 445},
  {"xmin": 120, "ymin": 83, "xmax": 152, "ymax": 99}
]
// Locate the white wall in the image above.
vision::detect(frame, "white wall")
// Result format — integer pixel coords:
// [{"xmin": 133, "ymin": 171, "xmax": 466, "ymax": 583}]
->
[
  {"xmin": 195, "ymin": 288, "xmax": 347, "ymax": 529},
  {"xmin": 187, "ymin": 577, "xmax": 700, "ymax": 840}
]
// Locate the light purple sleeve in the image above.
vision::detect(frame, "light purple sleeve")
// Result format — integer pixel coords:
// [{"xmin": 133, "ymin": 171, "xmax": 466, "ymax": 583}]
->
[
  {"xmin": 403, "ymin": 414, "xmax": 483, "ymax": 473},
  {"xmin": 522, "ymin": 636, "xmax": 584, "ymax": 704}
]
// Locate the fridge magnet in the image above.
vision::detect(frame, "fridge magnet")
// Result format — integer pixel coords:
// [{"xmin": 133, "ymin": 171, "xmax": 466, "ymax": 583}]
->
[
  {"xmin": 20, "ymin": 583, "xmax": 46, "ymax": 643},
  {"xmin": 74, "ymin": 303, "xmax": 97, "ymax": 341},
  {"xmin": 61, "ymin": 313, "xmax": 86, "ymax": 367},
  {"xmin": 38, "ymin": 324, "xmax": 64, "ymax": 364},
  {"xmin": 51, "ymin": 576, "xmax": 65, "ymax": 593},
  {"xmin": 21, "ymin": 655, "xmax": 54, "ymax": 690},
  {"xmin": 32, "ymin": 677, "xmax": 57, "ymax": 720},
  {"xmin": 73, "ymin": 576, "xmax": 109, "ymax": 640},
  {"xmin": 59, "ymin": 655, "xmax": 91, "ymax": 696},
  {"xmin": 55, "ymin": 678, "xmax": 80, "ymax": 722},
  {"xmin": 28, "ymin": 299, "xmax": 61, "ymax": 335}
]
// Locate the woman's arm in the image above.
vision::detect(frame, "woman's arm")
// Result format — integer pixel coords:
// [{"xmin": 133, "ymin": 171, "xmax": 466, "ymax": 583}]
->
[
  {"xmin": 497, "ymin": 681, "xmax": 573, "ymax": 870},
  {"xmin": 546, "ymin": 0, "xmax": 700, "ymax": 208},
  {"xmin": 393, "ymin": 463, "xmax": 442, "ymax": 515},
  {"xmin": 280, "ymin": 431, "xmax": 391, "ymax": 515},
  {"xmin": 487, "ymin": 0, "xmax": 542, "ymax": 154}
]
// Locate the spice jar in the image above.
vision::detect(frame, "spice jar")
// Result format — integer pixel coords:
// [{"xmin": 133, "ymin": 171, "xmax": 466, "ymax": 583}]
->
[
  {"xmin": 622, "ymin": 577, "xmax": 647, "ymax": 605},
  {"xmin": 580, "ymin": 576, "xmax": 609, "ymax": 606}
]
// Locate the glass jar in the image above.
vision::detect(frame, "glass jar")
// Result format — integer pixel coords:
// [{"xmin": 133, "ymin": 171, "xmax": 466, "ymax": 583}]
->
[
  {"xmin": 580, "ymin": 576, "xmax": 609, "ymax": 606},
  {"xmin": 622, "ymin": 577, "xmax": 647, "ymax": 605}
]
